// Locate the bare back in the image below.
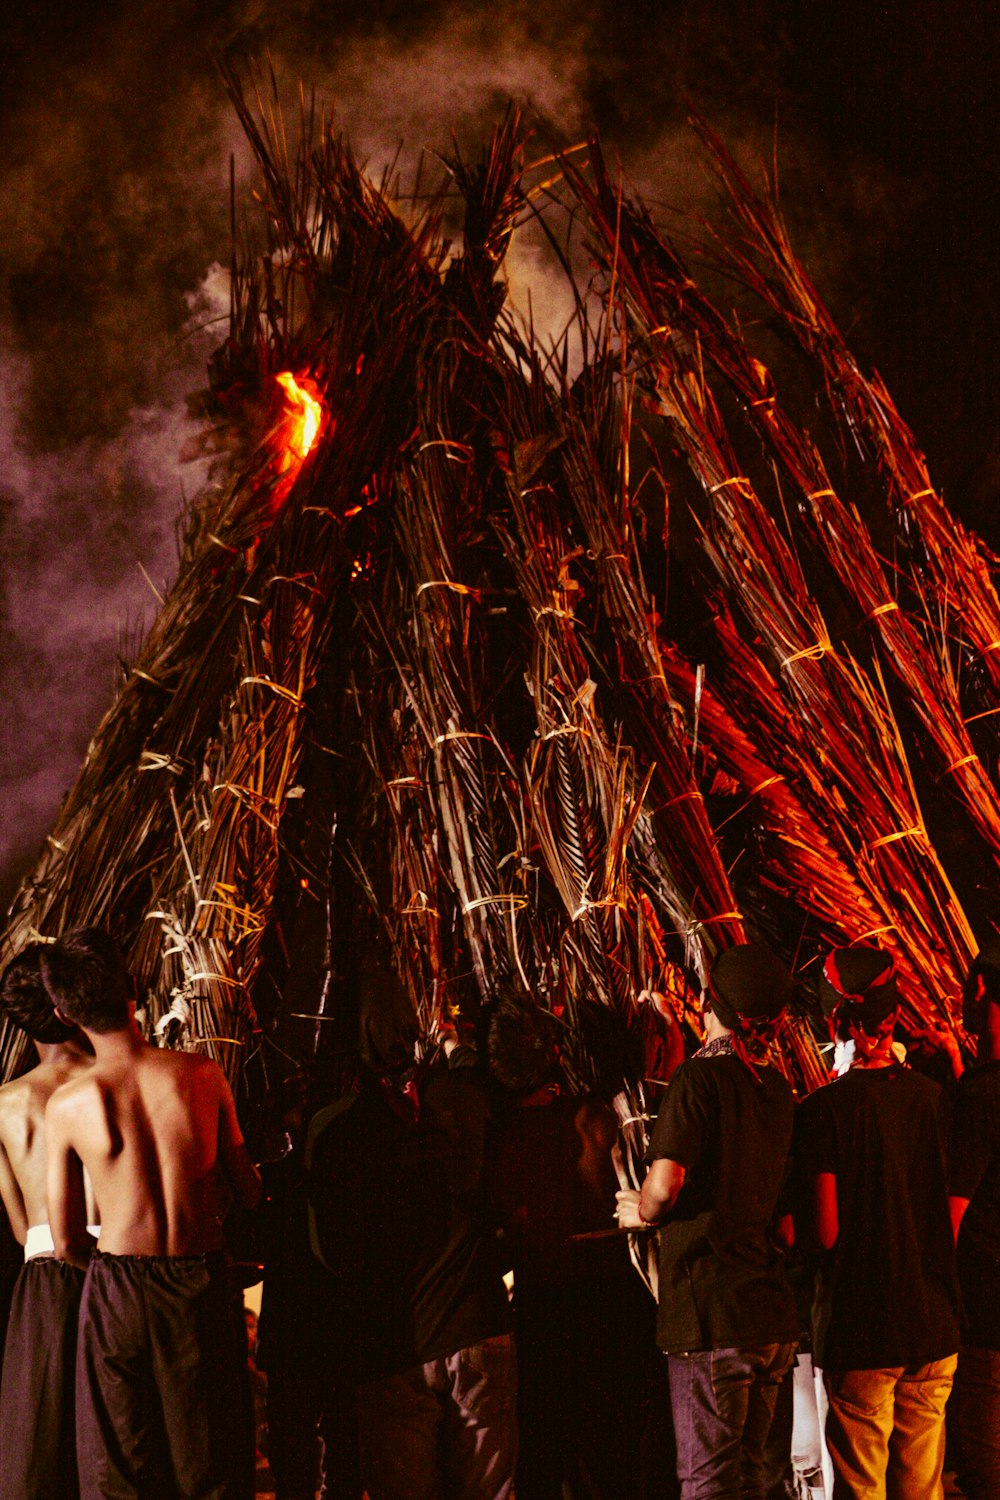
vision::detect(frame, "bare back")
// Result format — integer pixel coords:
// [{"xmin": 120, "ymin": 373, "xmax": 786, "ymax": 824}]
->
[
  {"xmin": 48, "ymin": 1045, "xmax": 244, "ymax": 1257},
  {"xmin": 0, "ymin": 1052, "xmax": 93, "ymax": 1242}
]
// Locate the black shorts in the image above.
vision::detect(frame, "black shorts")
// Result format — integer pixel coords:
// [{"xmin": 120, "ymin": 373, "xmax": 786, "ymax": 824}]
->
[
  {"xmin": 76, "ymin": 1249, "xmax": 252, "ymax": 1500},
  {"xmin": 0, "ymin": 1255, "xmax": 84, "ymax": 1499}
]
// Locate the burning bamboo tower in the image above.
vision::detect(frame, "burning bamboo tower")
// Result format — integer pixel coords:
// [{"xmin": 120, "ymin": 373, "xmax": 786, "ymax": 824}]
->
[{"xmin": 2, "ymin": 81, "xmax": 993, "ymax": 1153}]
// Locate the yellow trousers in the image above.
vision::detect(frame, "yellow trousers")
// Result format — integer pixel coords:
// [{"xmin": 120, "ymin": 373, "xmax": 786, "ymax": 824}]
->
[{"xmin": 823, "ymin": 1356, "xmax": 957, "ymax": 1499}]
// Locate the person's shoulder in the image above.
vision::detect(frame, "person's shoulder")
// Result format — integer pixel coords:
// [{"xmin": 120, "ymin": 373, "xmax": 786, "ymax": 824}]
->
[
  {"xmin": 794, "ymin": 1078, "xmax": 834, "ymax": 1131},
  {"xmin": 0, "ymin": 1070, "xmax": 35, "ymax": 1111},
  {"xmin": 759, "ymin": 1060, "xmax": 794, "ymax": 1094},
  {"xmin": 45, "ymin": 1066, "xmax": 102, "ymax": 1127},
  {"xmin": 959, "ymin": 1061, "xmax": 1000, "ymax": 1102},
  {"xmin": 893, "ymin": 1063, "xmax": 945, "ymax": 1102},
  {"xmin": 149, "ymin": 1046, "xmax": 221, "ymax": 1082}
]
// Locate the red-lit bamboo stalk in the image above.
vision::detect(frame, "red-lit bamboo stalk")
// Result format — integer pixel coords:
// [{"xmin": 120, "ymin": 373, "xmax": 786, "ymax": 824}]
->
[
  {"xmin": 692, "ymin": 118, "xmax": 1000, "ymax": 733},
  {"xmin": 565, "ymin": 144, "xmax": 1000, "ymax": 871}
]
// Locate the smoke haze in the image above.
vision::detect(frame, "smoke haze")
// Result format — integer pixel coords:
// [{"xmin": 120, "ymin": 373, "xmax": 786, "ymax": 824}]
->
[{"xmin": 0, "ymin": 0, "xmax": 995, "ymax": 905}]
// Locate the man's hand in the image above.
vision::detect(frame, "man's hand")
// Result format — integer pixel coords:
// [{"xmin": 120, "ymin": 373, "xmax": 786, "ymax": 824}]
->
[
  {"xmin": 615, "ymin": 1188, "xmax": 644, "ymax": 1229},
  {"xmin": 907, "ymin": 1019, "xmax": 965, "ymax": 1079}
]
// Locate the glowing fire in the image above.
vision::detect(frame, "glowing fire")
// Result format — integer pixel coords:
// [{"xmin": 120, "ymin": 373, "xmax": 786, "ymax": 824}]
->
[{"xmin": 276, "ymin": 372, "xmax": 323, "ymax": 464}]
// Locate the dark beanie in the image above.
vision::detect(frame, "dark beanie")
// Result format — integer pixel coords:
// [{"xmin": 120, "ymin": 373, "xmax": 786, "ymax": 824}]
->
[
  {"xmin": 820, "ymin": 946, "xmax": 898, "ymax": 1032},
  {"xmin": 709, "ymin": 944, "xmax": 792, "ymax": 1030}
]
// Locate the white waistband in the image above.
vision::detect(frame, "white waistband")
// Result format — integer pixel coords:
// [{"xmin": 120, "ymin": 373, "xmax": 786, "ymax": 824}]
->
[
  {"xmin": 24, "ymin": 1224, "xmax": 53, "ymax": 1260},
  {"xmin": 24, "ymin": 1223, "xmax": 102, "ymax": 1262}
]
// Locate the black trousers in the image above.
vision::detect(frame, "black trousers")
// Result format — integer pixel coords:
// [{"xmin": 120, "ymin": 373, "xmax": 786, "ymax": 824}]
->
[
  {"xmin": 0, "ymin": 1255, "xmax": 84, "ymax": 1499},
  {"xmin": 76, "ymin": 1250, "xmax": 252, "ymax": 1500}
]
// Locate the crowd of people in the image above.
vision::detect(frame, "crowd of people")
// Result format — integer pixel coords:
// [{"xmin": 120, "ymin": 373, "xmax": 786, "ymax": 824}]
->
[{"xmin": 0, "ymin": 926, "xmax": 997, "ymax": 1500}]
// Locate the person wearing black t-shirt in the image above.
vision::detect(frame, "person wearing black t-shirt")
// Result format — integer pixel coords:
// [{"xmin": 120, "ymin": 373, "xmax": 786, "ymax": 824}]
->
[
  {"xmin": 796, "ymin": 946, "xmax": 960, "ymax": 1500},
  {"xmin": 307, "ymin": 977, "xmax": 515, "ymax": 1500},
  {"xmin": 948, "ymin": 949, "xmax": 1000, "ymax": 1500},
  {"xmin": 616, "ymin": 944, "xmax": 798, "ymax": 1500}
]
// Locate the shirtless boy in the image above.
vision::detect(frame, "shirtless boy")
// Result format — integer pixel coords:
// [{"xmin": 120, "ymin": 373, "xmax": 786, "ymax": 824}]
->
[
  {"xmin": 42, "ymin": 927, "xmax": 261, "ymax": 1500},
  {"xmin": 0, "ymin": 943, "xmax": 95, "ymax": 1499}
]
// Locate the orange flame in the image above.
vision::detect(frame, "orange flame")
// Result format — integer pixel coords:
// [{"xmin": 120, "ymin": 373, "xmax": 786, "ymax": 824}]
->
[{"xmin": 275, "ymin": 372, "xmax": 323, "ymax": 465}]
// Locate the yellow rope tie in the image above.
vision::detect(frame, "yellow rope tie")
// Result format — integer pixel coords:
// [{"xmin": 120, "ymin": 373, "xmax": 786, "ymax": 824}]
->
[
  {"xmin": 541, "ymin": 725, "xmax": 588, "ymax": 741},
  {"xmin": 938, "ymin": 753, "xmax": 979, "ymax": 779},
  {"xmin": 863, "ymin": 601, "xmax": 900, "ymax": 625},
  {"xmin": 780, "ymin": 642, "xmax": 829, "ymax": 669},
  {"xmin": 660, "ymin": 790, "xmax": 704, "ymax": 809},
  {"xmin": 417, "ymin": 439, "xmax": 473, "ymax": 460},
  {"xmin": 749, "ymin": 775, "xmax": 786, "ymax": 796},
  {"xmin": 416, "ymin": 579, "xmax": 477, "ymax": 598},
  {"xmin": 433, "ymin": 730, "xmax": 490, "ymax": 746},
  {"xmin": 685, "ymin": 911, "xmax": 743, "ymax": 935},
  {"xmin": 866, "ymin": 827, "xmax": 924, "ymax": 852},
  {"xmin": 401, "ymin": 902, "xmax": 440, "ymax": 917},
  {"xmin": 709, "ymin": 477, "xmax": 753, "ymax": 495},
  {"xmin": 461, "ymin": 894, "xmax": 528, "ymax": 915},
  {"xmin": 239, "ymin": 676, "xmax": 304, "ymax": 706},
  {"xmin": 901, "ymin": 488, "xmax": 936, "ymax": 509},
  {"xmin": 807, "ymin": 489, "xmax": 837, "ymax": 503},
  {"xmin": 138, "ymin": 752, "xmax": 182, "ymax": 774},
  {"xmin": 571, "ymin": 897, "xmax": 625, "ymax": 921}
]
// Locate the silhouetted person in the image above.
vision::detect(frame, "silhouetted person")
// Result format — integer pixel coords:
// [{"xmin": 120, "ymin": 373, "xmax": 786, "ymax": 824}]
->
[
  {"xmin": 796, "ymin": 946, "xmax": 959, "ymax": 1500},
  {"xmin": 948, "ymin": 948, "xmax": 1000, "ymax": 1499},
  {"xmin": 308, "ymin": 973, "xmax": 515, "ymax": 1500},
  {"xmin": 488, "ymin": 996, "xmax": 666, "ymax": 1500},
  {"xmin": 617, "ymin": 944, "xmax": 798, "ymax": 1500}
]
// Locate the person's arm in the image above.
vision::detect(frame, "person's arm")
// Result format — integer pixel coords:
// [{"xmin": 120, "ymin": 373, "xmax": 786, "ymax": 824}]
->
[
  {"xmin": 814, "ymin": 1171, "xmax": 839, "ymax": 1251},
  {"xmin": 45, "ymin": 1095, "xmax": 94, "ymax": 1269},
  {"xmin": 216, "ymin": 1070, "xmax": 262, "ymax": 1211},
  {"xmin": 616, "ymin": 1157, "xmax": 686, "ymax": 1229},
  {"xmin": 0, "ymin": 1137, "xmax": 28, "ymax": 1246},
  {"xmin": 947, "ymin": 1075, "xmax": 998, "ymax": 1249},
  {"xmin": 949, "ymin": 1195, "xmax": 970, "ymax": 1243}
]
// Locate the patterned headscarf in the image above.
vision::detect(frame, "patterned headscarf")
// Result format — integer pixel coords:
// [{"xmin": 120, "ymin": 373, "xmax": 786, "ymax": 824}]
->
[{"xmin": 820, "ymin": 945, "xmax": 899, "ymax": 1059}]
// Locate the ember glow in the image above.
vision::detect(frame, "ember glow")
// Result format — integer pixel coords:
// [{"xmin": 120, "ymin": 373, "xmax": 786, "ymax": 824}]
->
[{"xmin": 276, "ymin": 371, "xmax": 324, "ymax": 464}]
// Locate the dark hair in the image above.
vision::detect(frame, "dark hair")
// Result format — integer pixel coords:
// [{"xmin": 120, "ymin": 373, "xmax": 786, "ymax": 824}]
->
[
  {"xmin": 963, "ymin": 941, "xmax": 1000, "ymax": 1035},
  {"xmin": 40, "ymin": 929, "xmax": 132, "ymax": 1035},
  {"xmin": 0, "ymin": 944, "xmax": 76, "ymax": 1044},
  {"xmin": 357, "ymin": 957, "xmax": 419, "ymax": 1076},
  {"xmin": 487, "ymin": 998, "xmax": 559, "ymax": 1094}
]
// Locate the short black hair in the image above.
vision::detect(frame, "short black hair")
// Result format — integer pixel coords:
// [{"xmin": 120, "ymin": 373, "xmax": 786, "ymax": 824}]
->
[
  {"xmin": 357, "ymin": 955, "xmax": 419, "ymax": 1076},
  {"xmin": 0, "ymin": 944, "xmax": 76, "ymax": 1044},
  {"xmin": 963, "ymin": 942, "xmax": 1000, "ymax": 1035},
  {"xmin": 40, "ymin": 929, "xmax": 132, "ymax": 1035},
  {"xmin": 487, "ymin": 998, "xmax": 559, "ymax": 1094}
]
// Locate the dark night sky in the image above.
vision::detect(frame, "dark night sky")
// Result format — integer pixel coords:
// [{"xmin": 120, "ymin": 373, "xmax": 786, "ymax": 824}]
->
[{"xmin": 0, "ymin": 0, "xmax": 996, "ymax": 909}]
